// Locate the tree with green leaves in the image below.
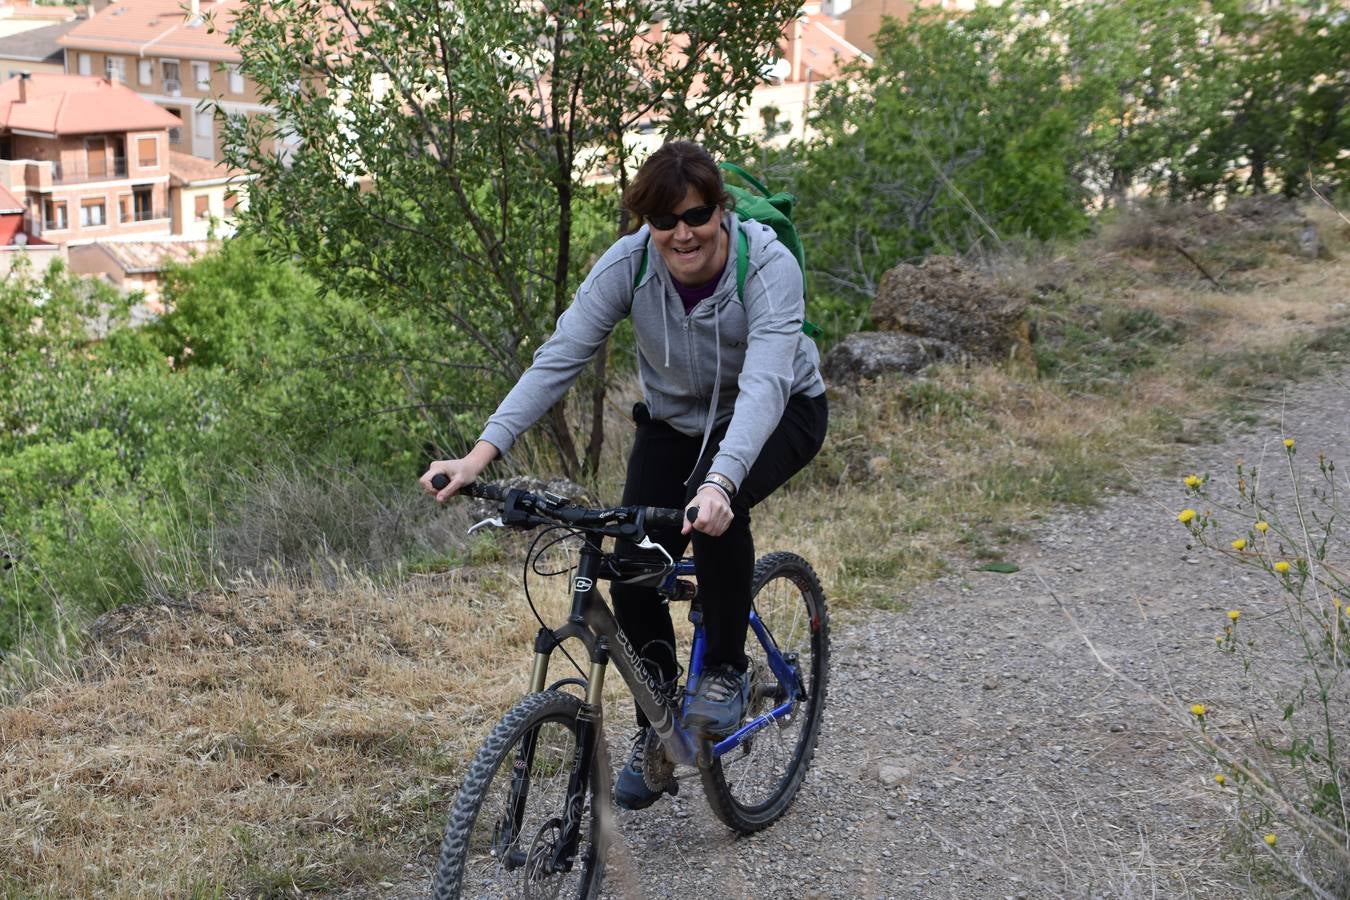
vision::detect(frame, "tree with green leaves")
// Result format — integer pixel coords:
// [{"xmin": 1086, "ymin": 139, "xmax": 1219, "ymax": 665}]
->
[
  {"xmin": 222, "ymin": 0, "xmax": 799, "ymax": 479},
  {"xmin": 788, "ymin": 2, "xmax": 1088, "ymax": 332}
]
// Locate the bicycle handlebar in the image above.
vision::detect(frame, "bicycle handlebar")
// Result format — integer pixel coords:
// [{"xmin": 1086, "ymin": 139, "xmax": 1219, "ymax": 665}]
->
[{"xmin": 430, "ymin": 473, "xmax": 691, "ymax": 537}]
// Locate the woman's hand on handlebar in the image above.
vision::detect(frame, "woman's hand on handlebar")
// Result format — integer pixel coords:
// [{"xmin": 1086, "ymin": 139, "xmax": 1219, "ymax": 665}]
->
[
  {"xmin": 683, "ymin": 483, "xmax": 733, "ymax": 537},
  {"xmin": 420, "ymin": 441, "xmax": 498, "ymax": 503}
]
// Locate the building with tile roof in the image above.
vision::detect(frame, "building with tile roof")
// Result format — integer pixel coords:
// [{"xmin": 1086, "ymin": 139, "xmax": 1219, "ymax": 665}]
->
[
  {"xmin": 0, "ymin": 72, "xmax": 178, "ymax": 243},
  {"xmin": 57, "ymin": 0, "xmax": 266, "ymax": 163},
  {"xmin": 67, "ymin": 236, "xmax": 215, "ymax": 310},
  {"xmin": 0, "ymin": 20, "xmax": 77, "ymax": 80},
  {"xmin": 167, "ymin": 149, "xmax": 247, "ymax": 239}
]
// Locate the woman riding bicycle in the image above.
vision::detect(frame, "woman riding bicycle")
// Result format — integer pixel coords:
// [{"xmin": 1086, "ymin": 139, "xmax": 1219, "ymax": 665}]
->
[{"xmin": 420, "ymin": 139, "xmax": 827, "ymax": 812}]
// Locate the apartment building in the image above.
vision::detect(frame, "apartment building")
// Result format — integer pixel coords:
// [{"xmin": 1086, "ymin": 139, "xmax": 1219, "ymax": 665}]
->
[
  {"xmin": 57, "ymin": 0, "xmax": 264, "ymax": 164},
  {"xmin": 0, "ymin": 73, "xmax": 178, "ymax": 243},
  {"xmin": 0, "ymin": 21, "xmax": 77, "ymax": 80}
]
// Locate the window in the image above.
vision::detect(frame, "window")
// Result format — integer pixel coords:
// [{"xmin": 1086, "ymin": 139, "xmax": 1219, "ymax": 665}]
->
[
  {"xmin": 229, "ymin": 65, "xmax": 244, "ymax": 94},
  {"xmin": 166, "ymin": 108, "xmax": 184, "ymax": 145},
  {"xmin": 80, "ymin": 199, "xmax": 106, "ymax": 227},
  {"xmin": 223, "ymin": 189, "xmax": 239, "ymax": 214},
  {"xmin": 194, "ymin": 108, "xmax": 212, "ymax": 140},
  {"xmin": 139, "ymin": 59, "xmax": 153, "ymax": 86},
  {"xmin": 194, "ymin": 195, "xmax": 210, "ymax": 220},
  {"xmin": 137, "ymin": 136, "xmax": 158, "ymax": 168},
  {"xmin": 105, "ymin": 56, "xmax": 125, "ymax": 83},
  {"xmin": 132, "ymin": 186, "xmax": 153, "ymax": 221},
  {"xmin": 43, "ymin": 199, "xmax": 67, "ymax": 230},
  {"xmin": 162, "ymin": 60, "xmax": 180, "ymax": 95},
  {"xmin": 78, "ymin": 54, "xmax": 91, "ymax": 76},
  {"xmin": 193, "ymin": 62, "xmax": 210, "ymax": 91}
]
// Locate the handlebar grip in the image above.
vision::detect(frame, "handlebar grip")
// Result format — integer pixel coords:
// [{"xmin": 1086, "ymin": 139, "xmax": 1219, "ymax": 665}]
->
[
  {"xmin": 686, "ymin": 506, "xmax": 698, "ymax": 524},
  {"xmin": 429, "ymin": 473, "xmax": 505, "ymax": 502},
  {"xmin": 462, "ymin": 482, "xmax": 506, "ymax": 501},
  {"xmin": 643, "ymin": 506, "xmax": 685, "ymax": 531}
]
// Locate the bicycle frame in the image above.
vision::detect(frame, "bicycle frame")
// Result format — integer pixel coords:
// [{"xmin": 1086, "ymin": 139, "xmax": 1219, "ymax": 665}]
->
[{"xmin": 488, "ymin": 512, "xmax": 811, "ymax": 878}]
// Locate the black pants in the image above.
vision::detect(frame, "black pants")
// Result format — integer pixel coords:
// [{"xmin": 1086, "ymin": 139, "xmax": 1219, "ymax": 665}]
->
[{"xmin": 610, "ymin": 391, "xmax": 828, "ymax": 726}]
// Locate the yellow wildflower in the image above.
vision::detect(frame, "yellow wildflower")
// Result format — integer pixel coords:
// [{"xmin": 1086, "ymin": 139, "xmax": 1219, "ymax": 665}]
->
[
  {"xmin": 1274, "ymin": 561, "xmax": 1291, "ymax": 574},
  {"xmin": 1184, "ymin": 474, "xmax": 1201, "ymax": 488},
  {"xmin": 1178, "ymin": 509, "xmax": 1197, "ymax": 524},
  {"xmin": 1214, "ymin": 773, "xmax": 1227, "ymax": 786},
  {"xmin": 1228, "ymin": 610, "xmax": 1241, "ymax": 621},
  {"xmin": 1231, "ymin": 538, "xmax": 1247, "ymax": 551},
  {"xmin": 1264, "ymin": 833, "xmax": 1277, "ymax": 847},
  {"xmin": 1216, "ymin": 635, "xmax": 1224, "ymax": 643},
  {"xmin": 1190, "ymin": 703, "xmax": 1207, "ymax": 717},
  {"xmin": 1255, "ymin": 521, "xmax": 1269, "ymax": 533},
  {"xmin": 1284, "ymin": 438, "xmax": 1295, "ymax": 450}
]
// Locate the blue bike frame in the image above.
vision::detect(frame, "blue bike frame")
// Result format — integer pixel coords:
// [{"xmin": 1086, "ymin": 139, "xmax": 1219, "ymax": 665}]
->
[{"xmin": 658, "ymin": 560, "xmax": 805, "ymax": 760}]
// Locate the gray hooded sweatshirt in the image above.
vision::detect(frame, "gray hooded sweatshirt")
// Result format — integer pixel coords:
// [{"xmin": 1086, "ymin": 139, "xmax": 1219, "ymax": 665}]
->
[{"xmin": 479, "ymin": 212, "xmax": 826, "ymax": 491}]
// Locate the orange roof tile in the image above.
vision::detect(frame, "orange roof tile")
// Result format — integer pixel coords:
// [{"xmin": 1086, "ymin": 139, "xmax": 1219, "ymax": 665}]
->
[
  {"xmin": 781, "ymin": 12, "xmax": 869, "ymax": 82},
  {"xmin": 58, "ymin": 0, "xmax": 243, "ymax": 63},
  {"xmin": 89, "ymin": 237, "xmax": 217, "ymax": 273},
  {"xmin": 168, "ymin": 150, "xmax": 243, "ymax": 185},
  {"xmin": 0, "ymin": 73, "xmax": 180, "ymax": 134}
]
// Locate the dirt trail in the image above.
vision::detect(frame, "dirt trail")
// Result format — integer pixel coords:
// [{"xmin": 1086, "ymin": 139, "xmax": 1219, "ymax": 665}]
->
[{"xmin": 375, "ymin": 367, "xmax": 1349, "ymax": 899}]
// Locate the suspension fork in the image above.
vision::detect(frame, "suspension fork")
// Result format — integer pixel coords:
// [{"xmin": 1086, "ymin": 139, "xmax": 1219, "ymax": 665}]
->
[
  {"xmin": 550, "ymin": 638, "xmax": 606, "ymax": 871},
  {"xmin": 498, "ymin": 539, "xmax": 607, "ymax": 868}
]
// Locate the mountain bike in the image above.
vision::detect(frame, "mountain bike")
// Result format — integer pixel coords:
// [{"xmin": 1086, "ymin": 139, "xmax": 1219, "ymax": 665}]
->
[{"xmin": 427, "ymin": 477, "xmax": 829, "ymax": 899}]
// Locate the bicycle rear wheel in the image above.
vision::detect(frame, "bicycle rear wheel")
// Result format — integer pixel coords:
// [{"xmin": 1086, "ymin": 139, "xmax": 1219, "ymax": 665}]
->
[
  {"xmin": 702, "ymin": 551, "xmax": 829, "ymax": 833},
  {"xmin": 433, "ymin": 690, "xmax": 605, "ymax": 899}
]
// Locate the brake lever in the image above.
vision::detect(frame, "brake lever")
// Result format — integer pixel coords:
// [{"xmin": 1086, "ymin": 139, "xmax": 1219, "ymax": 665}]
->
[
  {"xmin": 636, "ymin": 534, "xmax": 673, "ymax": 567},
  {"xmin": 467, "ymin": 515, "xmax": 505, "ymax": 535}
]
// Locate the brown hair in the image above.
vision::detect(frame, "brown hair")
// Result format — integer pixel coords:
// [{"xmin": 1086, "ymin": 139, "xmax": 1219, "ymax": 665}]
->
[{"xmin": 623, "ymin": 141, "xmax": 732, "ymax": 230}]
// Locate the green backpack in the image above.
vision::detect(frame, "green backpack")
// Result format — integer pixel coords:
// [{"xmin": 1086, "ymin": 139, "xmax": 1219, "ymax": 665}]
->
[{"xmin": 634, "ymin": 161, "xmax": 822, "ymax": 339}]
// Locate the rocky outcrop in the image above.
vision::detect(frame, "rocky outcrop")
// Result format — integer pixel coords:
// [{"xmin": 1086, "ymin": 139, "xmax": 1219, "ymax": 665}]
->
[
  {"xmin": 871, "ymin": 256, "xmax": 1031, "ymax": 361},
  {"xmin": 823, "ymin": 255, "xmax": 1032, "ymax": 383},
  {"xmin": 821, "ymin": 332, "xmax": 965, "ymax": 383}
]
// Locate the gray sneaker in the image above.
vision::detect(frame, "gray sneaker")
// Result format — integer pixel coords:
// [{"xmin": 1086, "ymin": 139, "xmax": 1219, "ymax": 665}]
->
[{"xmin": 683, "ymin": 664, "xmax": 750, "ymax": 736}]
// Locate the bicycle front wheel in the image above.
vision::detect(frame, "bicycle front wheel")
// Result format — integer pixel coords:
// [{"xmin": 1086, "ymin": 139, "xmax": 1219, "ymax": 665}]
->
[
  {"xmin": 702, "ymin": 551, "xmax": 830, "ymax": 833},
  {"xmin": 433, "ymin": 690, "xmax": 604, "ymax": 900}
]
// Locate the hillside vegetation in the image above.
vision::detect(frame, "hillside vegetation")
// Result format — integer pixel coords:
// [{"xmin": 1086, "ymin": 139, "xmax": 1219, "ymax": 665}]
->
[{"xmin": 2, "ymin": 203, "xmax": 1346, "ymax": 896}]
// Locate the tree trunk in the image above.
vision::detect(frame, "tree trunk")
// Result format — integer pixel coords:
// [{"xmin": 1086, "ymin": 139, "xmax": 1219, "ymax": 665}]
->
[
  {"xmin": 584, "ymin": 338, "xmax": 609, "ymax": 476},
  {"xmin": 1249, "ymin": 148, "xmax": 1267, "ymax": 194},
  {"xmin": 547, "ymin": 403, "xmax": 582, "ymax": 479}
]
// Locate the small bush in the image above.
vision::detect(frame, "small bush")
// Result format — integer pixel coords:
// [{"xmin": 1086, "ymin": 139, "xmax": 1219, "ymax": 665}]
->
[{"xmin": 1178, "ymin": 438, "xmax": 1350, "ymax": 893}]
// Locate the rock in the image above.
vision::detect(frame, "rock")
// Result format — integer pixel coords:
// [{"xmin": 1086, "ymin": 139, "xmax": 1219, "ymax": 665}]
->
[
  {"xmin": 878, "ymin": 764, "xmax": 912, "ymax": 788},
  {"xmin": 1298, "ymin": 221, "xmax": 1323, "ymax": 259},
  {"xmin": 871, "ymin": 255, "xmax": 1031, "ymax": 360},
  {"xmin": 821, "ymin": 331, "xmax": 964, "ymax": 382}
]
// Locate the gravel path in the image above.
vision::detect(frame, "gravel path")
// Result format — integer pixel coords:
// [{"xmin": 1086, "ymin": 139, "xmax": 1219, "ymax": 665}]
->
[{"xmin": 373, "ymin": 367, "xmax": 1350, "ymax": 899}]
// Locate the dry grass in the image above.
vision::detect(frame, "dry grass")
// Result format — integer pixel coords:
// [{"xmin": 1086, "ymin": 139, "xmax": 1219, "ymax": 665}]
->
[{"xmin": 2, "ymin": 205, "xmax": 1348, "ymax": 896}]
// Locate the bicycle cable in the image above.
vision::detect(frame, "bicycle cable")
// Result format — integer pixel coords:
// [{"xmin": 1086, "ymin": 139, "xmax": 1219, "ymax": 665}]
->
[{"xmin": 523, "ymin": 525, "xmax": 586, "ymax": 678}]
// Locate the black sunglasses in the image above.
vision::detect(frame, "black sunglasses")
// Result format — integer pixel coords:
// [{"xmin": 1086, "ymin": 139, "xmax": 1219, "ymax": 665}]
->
[{"xmin": 647, "ymin": 204, "xmax": 718, "ymax": 231}]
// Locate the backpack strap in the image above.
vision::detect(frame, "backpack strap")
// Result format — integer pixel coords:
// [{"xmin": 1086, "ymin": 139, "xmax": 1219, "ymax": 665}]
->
[
  {"xmin": 633, "ymin": 246, "xmax": 648, "ymax": 291},
  {"xmin": 720, "ymin": 161, "xmax": 770, "ymax": 197},
  {"xmin": 734, "ymin": 224, "xmax": 748, "ymax": 303}
]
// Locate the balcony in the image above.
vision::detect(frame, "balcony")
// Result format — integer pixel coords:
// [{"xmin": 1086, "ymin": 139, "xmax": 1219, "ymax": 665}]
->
[
  {"xmin": 42, "ymin": 218, "xmax": 68, "ymax": 231},
  {"xmin": 164, "ymin": 78, "xmax": 181, "ymax": 97},
  {"xmin": 53, "ymin": 157, "xmax": 129, "ymax": 184},
  {"xmin": 127, "ymin": 207, "xmax": 170, "ymax": 223}
]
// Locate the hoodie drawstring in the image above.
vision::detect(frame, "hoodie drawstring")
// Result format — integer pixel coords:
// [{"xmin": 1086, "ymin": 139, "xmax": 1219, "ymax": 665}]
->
[{"xmin": 686, "ymin": 298, "xmax": 722, "ymax": 486}]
